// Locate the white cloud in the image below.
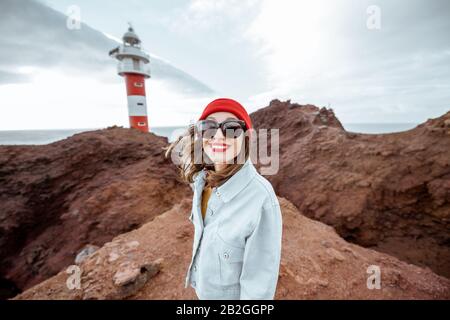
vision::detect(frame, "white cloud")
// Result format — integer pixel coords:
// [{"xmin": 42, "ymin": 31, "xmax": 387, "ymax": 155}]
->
[
  {"xmin": 1, "ymin": 0, "xmax": 449, "ymax": 130},
  {"xmin": 245, "ymin": 1, "xmax": 345, "ymax": 82},
  {"xmin": 0, "ymin": 68, "xmax": 216, "ymax": 130},
  {"xmin": 0, "ymin": 0, "xmax": 216, "ymax": 129},
  {"xmin": 169, "ymin": 0, "xmax": 259, "ymax": 33},
  {"xmin": 243, "ymin": 0, "xmax": 450, "ymax": 123}
]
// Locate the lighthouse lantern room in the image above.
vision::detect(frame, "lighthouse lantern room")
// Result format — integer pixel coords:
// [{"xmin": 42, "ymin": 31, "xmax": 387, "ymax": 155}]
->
[{"xmin": 109, "ymin": 24, "xmax": 151, "ymax": 132}]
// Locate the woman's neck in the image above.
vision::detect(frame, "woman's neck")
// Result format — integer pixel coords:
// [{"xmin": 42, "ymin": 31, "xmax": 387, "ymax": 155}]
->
[{"xmin": 214, "ymin": 162, "xmax": 227, "ymax": 173}]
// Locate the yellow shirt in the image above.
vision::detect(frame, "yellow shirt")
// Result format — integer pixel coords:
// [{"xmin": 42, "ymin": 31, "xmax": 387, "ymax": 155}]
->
[{"xmin": 201, "ymin": 185, "xmax": 213, "ymax": 220}]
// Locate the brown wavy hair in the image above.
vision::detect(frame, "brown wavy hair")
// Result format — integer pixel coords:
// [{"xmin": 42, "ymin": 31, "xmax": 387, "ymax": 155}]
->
[{"xmin": 163, "ymin": 124, "xmax": 250, "ymax": 188}]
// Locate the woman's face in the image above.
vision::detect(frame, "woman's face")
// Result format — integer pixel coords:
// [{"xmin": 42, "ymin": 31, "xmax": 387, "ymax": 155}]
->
[{"xmin": 201, "ymin": 111, "xmax": 244, "ymax": 165}]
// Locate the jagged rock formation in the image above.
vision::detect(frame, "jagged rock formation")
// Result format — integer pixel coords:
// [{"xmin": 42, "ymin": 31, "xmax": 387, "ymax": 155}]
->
[
  {"xmin": 2, "ymin": 100, "xmax": 449, "ymax": 300},
  {"xmin": 13, "ymin": 197, "xmax": 450, "ymax": 300},
  {"xmin": 0, "ymin": 126, "xmax": 190, "ymax": 297},
  {"xmin": 251, "ymin": 99, "xmax": 450, "ymax": 277}
]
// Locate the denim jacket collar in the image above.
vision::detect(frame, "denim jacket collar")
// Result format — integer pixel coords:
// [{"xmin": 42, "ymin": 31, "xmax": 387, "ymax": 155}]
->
[{"xmin": 193, "ymin": 158, "xmax": 257, "ymax": 203}]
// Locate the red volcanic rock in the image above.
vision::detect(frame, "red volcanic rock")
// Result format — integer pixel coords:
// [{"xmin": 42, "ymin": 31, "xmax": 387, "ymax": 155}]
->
[
  {"xmin": 2, "ymin": 99, "xmax": 450, "ymax": 300},
  {"xmin": 13, "ymin": 197, "xmax": 450, "ymax": 300},
  {"xmin": 251, "ymin": 99, "xmax": 450, "ymax": 278},
  {"xmin": 0, "ymin": 126, "xmax": 190, "ymax": 297}
]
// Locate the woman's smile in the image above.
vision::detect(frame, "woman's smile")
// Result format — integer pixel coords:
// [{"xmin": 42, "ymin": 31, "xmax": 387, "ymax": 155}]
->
[{"xmin": 209, "ymin": 142, "xmax": 231, "ymax": 152}]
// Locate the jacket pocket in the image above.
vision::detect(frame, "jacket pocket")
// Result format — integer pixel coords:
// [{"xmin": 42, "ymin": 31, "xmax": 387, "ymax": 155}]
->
[{"xmin": 217, "ymin": 234, "xmax": 245, "ymax": 288}]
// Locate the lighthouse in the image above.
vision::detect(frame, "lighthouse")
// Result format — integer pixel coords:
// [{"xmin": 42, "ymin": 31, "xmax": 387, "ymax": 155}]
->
[{"xmin": 109, "ymin": 24, "xmax": 151, "ymax": 132}]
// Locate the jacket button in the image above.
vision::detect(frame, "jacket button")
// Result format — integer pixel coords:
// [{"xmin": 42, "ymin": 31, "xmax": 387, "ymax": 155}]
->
[
  {"xmin": 193, "ymin": 265, "xmax": 197, "ymax": 271},
  {"xmin": 192, "ymin": 281, "xmax": 196, "ymax": 287},
  {"xmin": 223, "ymin": 252, "xmax": 229, "ymax": 259},
  {"xmin": 210, "ymin": 210, "xmax": 214, "ymax": 216}
]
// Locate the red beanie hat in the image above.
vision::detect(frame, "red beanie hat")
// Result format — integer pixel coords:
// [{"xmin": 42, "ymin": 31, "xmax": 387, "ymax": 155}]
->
[{"xmin": 198, "ymin": 98, "xmax": 253, "ymax": 130}]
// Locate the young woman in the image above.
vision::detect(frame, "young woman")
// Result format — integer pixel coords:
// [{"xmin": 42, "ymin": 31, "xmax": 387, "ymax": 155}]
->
[{"xmin": 165, "ymin": 97, "xmax": 282, "ymax": 300}]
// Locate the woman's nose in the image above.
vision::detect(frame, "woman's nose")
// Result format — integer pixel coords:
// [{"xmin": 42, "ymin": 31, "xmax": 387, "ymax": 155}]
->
[{"xmin": 213, "ymin": 126, "xmax": 225, "ymax": 140}]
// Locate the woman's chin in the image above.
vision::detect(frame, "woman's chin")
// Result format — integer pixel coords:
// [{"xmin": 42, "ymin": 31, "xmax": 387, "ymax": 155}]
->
[{"xmin": 207, "ymin": 153, "xmax": 234, "ymax": 164}]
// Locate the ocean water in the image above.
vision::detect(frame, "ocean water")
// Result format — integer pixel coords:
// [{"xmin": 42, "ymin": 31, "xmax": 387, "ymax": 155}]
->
[
  {"xmin": 0, "ymin": 128, "xmax": 98, "ymax": 145},
  {"xmin": 0, "ymin": 123, "xmax": 418, "ymax": 145},
  {"xmin": 0, "ymin": 127, "xmax": 188, "ymax": 145}
]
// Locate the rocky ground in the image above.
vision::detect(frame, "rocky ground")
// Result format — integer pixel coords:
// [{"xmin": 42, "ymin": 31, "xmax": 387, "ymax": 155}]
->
[
  {"xmin": 13, "ymin": 197, "xmax": 450, "ymax": 300},
  {"xmin": 1, "ymin": 99, "xmax": 449, "ymax": 299}
]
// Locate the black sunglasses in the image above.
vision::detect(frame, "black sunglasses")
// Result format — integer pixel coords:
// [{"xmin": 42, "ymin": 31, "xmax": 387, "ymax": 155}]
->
[{"xmin": 195, "ymin": 119, "xmax": 247, "ymax": 139}]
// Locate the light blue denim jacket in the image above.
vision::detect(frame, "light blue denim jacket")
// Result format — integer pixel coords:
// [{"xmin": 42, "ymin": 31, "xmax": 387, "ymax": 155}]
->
[{"xmin": 184, "ymin": 158, "xmax": 283, "ymax": 300}]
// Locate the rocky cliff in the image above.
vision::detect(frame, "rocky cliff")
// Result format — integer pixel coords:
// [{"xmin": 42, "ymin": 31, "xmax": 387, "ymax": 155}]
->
[
  {"xmin": 0, "ymin": 126, "xmax": 190, "ymax": 297},
  {"xmin": 1, "ymin": 100, "xmax": 449, "ymax": 299},
  {"xmin": 251, "ymin": 99, "xmax": 450, "ymax": 278}
]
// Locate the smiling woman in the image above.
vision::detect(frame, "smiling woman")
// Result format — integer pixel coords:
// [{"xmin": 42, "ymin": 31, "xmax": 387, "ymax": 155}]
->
[
  {"xmin": 165, "ymin": 98, "xmax": 253, "ymax": 187},
  {"xmin": 164, "ymin": 97, "xmax": 282, "ymax": 300}
]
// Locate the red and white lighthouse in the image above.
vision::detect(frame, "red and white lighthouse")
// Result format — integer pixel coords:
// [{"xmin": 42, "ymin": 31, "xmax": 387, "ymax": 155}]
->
[{"xmin": 109, "ymin": 24, "xmax": 151, "ymax": 132}]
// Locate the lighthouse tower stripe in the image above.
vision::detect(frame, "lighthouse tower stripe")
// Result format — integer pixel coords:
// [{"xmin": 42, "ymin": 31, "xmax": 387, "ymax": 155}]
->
[
  {"xmin": 127, "ymin": 95, "xmax": 148, "ymax": 116},
  {"xmin": 129, "ymin": 116, "xmax": 149, "ymax": 131},
  {"xmin": 125, "ymin": 74, "xmax": 146, "ymax": 96}
]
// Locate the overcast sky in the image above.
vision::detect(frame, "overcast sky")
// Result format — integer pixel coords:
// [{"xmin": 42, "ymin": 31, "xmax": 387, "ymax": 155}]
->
[{"xmin": 0, "ymin": 0, "xmax": 449, "ymax": 130}]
